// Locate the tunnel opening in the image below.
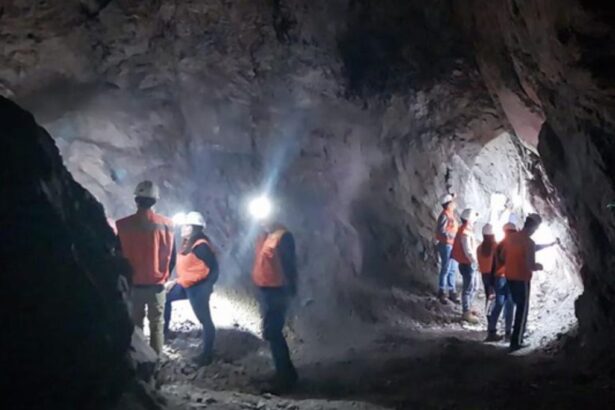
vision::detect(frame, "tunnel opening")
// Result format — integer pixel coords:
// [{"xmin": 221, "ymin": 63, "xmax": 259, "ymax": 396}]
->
[{"xmin": 2, "ymin": 0, "xmax": 613, "ymax": 409}]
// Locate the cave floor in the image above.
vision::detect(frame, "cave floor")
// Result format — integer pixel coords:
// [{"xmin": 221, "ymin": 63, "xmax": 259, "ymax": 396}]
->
[{"xmin": 156, "ymin": 297, "xmax": 614, "ymax": 410}]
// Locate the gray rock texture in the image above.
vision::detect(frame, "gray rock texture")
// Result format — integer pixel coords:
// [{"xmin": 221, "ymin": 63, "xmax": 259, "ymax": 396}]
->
[
  {"xmin": 461, "ymin": 0, "xmax": 615, "ymax": 358},
  {"xmin": 0, "ymin": 0, "xmax": 583, "ymax": 348},
  {"xmin": 0, "ymin": 96, "xmax": 139, "ymax": 408}
]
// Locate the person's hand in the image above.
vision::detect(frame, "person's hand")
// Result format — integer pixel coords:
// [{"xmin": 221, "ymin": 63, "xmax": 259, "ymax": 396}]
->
[{"xmin": 164, "ymin": 279, "xmax": 176, "ymax": 292}]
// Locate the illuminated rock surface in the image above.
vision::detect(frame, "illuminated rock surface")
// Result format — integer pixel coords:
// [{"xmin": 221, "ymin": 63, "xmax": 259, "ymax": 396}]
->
[{"xmin": 1, "ymin": 0, "xmax": 614, "ymax": 408}]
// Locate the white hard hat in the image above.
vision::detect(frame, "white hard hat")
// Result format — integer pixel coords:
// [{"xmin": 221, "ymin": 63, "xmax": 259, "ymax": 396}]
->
[
  {"xmin": 461, "ymin": 208, "xmax": 479, "ymax": 222},
  {"xmin": 183, "ymin": 211, "xmax": 206, "ymax": 227},
  {"xmin": 134, "ymin": 180, "xmax": 159, "ymax": 199},
  {"xmin": 440, "ymin": 193, "xmax": 456, "ymax": 205},
  {"xmin": 482, "ymin": 223, "xmax": 494, "ymax": 236},
  {"xmin": 503, "ymin": 222, "xmax": 517, "ymax": 231}
]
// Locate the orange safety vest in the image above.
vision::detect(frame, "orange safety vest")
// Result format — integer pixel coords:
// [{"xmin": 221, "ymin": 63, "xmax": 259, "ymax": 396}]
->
[
  {"xmin": 501, "ymin": 231, "xmax": 535, "ymax": 281},
  {"xmin": 176, "ymin": 239, "xmax": 212, "ymax": 288},
  {"xmin": 435, "ymin": 209, "xmax": 459, "ymax": 245},
  {"xmin": 252, "ymin": 229, "xmax": 287, "ymax": 288},
  {"xmin": 452, "ymin": 222, "xmax": 473, "ymax": 265},
  {"xmin": 476, "ymin": 243, "xmax": 495, "ymax": 274},
  {"xmin": 116, "ymin": 209, "xmax": 174, "ymax": 286}
]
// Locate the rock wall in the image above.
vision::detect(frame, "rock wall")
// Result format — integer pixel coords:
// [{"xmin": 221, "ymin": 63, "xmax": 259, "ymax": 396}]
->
[
  {"xmin": 0, "ymin": 0, "xmax": 581, "ymax": 345},
  {"xmin": 0, "ymin": 96, "xmax": 138, "ymax": 409},
  {"xmin": 461, "ymin": 0, "xmax": 615, "ymax": 356}
]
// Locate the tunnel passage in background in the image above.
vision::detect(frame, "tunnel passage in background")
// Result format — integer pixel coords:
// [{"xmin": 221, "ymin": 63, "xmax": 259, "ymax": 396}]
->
[{"xmin": 458, "ymin": 132, "xmax": 583, "ymax": 346}]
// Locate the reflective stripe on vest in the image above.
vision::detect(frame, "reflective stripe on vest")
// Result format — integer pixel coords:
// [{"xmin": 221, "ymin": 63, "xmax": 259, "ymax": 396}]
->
[
  {"xmin": 502, "ymin": 231, "xmax": 534, "ymax": 281},
  {"xmin": 116, "ymin": 209, "xmax": 174, "ymax": 285},
  {"xmin": 252, "ymin": 229, "xmax": 286, "ymax": 287},
  {"xmin": 451, "ymin": 223, "xmax": 473, "ymax": 265},
  {"xmin": 435, "ymin": 209, "xmax": 458, "ymax": 244},
  {"xmin": 177, "ymin": 239, "xmax": 212, "ymax": 288}
]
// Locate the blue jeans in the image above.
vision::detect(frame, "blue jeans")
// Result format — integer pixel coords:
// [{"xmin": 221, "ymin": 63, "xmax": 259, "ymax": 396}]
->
[
  {"xmin": 437, "ymin": 243, "xmax": 458, "ymax": 293},
  {"xmin": 259, "ymin": 288, "xmax": 297, "ymax": 379},
  {"xmin": 487, "ymin": 276, "xmax": 514, "ymax": 334},
  {"xmin": 164, "ymin": 280, "xmax": 216, "ymax": 357},
  {"xmin": 459, "ymin": 263, "xmax": 476, "ymax": 313}
]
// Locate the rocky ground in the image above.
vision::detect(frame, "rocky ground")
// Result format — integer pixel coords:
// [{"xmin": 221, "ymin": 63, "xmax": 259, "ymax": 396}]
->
[{"xmin": 151, "ymin": 287, "xmax": 598, "ymax": 410}]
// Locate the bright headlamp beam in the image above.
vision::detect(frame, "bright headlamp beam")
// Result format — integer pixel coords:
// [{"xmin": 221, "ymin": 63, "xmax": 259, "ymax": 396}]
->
[{"xmin": 248, "ymin": 196, "xmax": 272, "ymax": 220}]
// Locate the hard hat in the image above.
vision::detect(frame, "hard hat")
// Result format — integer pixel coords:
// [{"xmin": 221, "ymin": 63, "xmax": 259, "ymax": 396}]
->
[
  {"xmin": 482, "ymin": 223, "xmax": 494, "ymax": 236},
  {"xmin": 461, "ymin": 208, "xmax": 479, "ymax": 222},
  {"xmin": 134, "ymin": 180, "xmax": 159, "ymax": 199},
  {"xmin": 248, "ymin": 196, "xmax": 273, "ymax": 220},
  {"xmin": 526, "ymin": 213, "xmax": 542, "ymax": 225},
  {"xmin": 440, "ymin": 193, "xmax": 456, "ymax": 205},
  {"xmin": 503, "ymin": 222, "xmax": 517, "ymax": 231},
  {"xmin": 183, "ymin": 211, "xmax": 206, "ymax": 227}
]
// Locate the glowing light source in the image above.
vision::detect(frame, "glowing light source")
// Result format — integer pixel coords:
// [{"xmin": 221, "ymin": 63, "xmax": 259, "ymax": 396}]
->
[
  {"xmin": 533, "ymin": 224, "xmax": 557, "ymax": 271},
  {"xmin": 248, "ymin": 196, "xmax": 273, "ymax": 220},
  {"xmin": 489, "ymin": 193, "xmax": 510, "ymax": 241},
  {"xmin": 172, "ymin": 212, "xmax": 186, "ymax": 225}
]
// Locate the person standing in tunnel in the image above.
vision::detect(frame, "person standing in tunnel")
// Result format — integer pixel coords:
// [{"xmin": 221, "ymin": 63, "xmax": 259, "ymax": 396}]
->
[
  {"xmin": 452, "ymin": 208, "xmax": 480, "ymax": 324},
  {"xmin": 249, "ymin": 196, "xmax": 299, "ymax": 392},
  {"xmin": 485, "ymin": 222, "xmax": 517, "ymax": 342},
  {"xmin": 435, "ymin": 193, "xmax": 460, "ymax": 304},
  {"xmin": 164, "ymin": 211, "xmax": 218, "ymax": 366},
  {"xmin": 477, "ymin": 223, "xmax": 497, "ymax": 309},
  {"xmin": 498, "ymin": 214, "xmax": 544, "ymax": 352},
  {"xmin": 116, "ymin": 180, "xmax": 175, "ymax": 355}
]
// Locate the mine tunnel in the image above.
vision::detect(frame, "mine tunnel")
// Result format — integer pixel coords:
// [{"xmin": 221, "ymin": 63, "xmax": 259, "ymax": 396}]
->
[{"xmin": 1, "ymin": 0, "xmax": 614, "ymax": 409}]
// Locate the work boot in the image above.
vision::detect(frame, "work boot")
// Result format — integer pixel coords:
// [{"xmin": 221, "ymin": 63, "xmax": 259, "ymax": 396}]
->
[
  {"xmin": 261, "ymin": 371, "xmax": 299, "ymax": 395},
  {"xmin": 438, "ymin": 290, "xmax": 449, "ymax": 305},
  {"xmin": 191, "ymin": 353, "xmax": 213, "ymax": 367},
  {"xmin": 509, "ymin": 342, "xmax": 530, "ymax": 353},
  {"xmin": 484, "ymin": 332, "xmax": 503, "ymax": 342},
  {"xmin": 449, "ymin": 291, "xmax": 460, "ymax": 304},
  {"xmin": 462, "ymin": 311, "xmax": 480, "ymax": 324}
]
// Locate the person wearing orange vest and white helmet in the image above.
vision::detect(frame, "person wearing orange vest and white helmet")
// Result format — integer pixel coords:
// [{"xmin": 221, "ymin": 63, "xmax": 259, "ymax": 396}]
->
[
  {"xmin": 477, "ymin": 223, "xmax": 497, "ymax": 308},
  {"xmin": 451, "ymin": 208, "xmax": 480, "ymax": 323},
  {"xmin": 163, "ymin": 211, "xmax": 218, "ymax": 366},
  {"xmin": 116, "ymin": 180, "xmax": 175, "ymax": 355},
  {"xmin": 435, "ymin": 193, "xmax": 460, "ymax": 305},
  {"xmin": 498, "ymin": 214, "xmax": 544, "ymax": 352},
  {"xmin": 249, "ymin": 196, "xmax": 298, "ymax": 392},
  {"xmin": 484, "ymin": 222, "xmax": 517, "ymax": 342}
]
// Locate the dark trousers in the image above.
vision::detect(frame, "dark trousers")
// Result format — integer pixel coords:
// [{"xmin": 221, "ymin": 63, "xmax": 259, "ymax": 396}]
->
[
  {"xmin": 164, "ymin": 280, "xmax": 215, "ymax": 357},
  {"xmin": 459, "ymin": 263, "xmax": 476, "ymax": 313},
  {"xmin": 482, "ymin": 273, "xmax": 495, "ymax": 309},
  {"xmin": 487, "ymin": 276, "xmax": 514, "ymax": 334},
  {"xmin": 508, "ymin": 280, "xmax": 530, "ymax": 347},
  {"xmin": 259, "ymin": 287, "xmax": 297, "ymax": 379}
]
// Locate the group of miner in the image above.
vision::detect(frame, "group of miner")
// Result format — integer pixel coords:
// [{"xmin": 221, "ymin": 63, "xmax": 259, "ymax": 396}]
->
[
  {"xmin": 114, "ymin": 180, "xmax": 298, "ymax": 393},
  {"xmin": 112, "ymin": 179, "xmax": 555, "ymax": 395},
  {"xmin": 435, "ymin": 193, "xmax": 558, "ymax": 352}
]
